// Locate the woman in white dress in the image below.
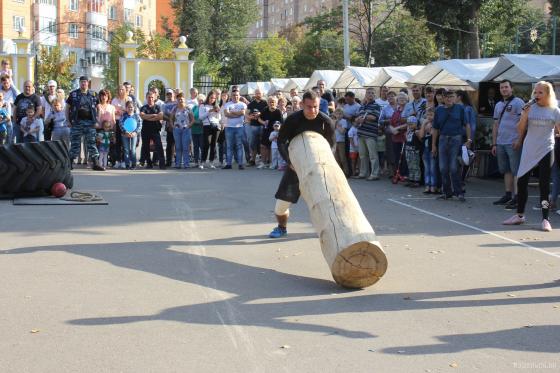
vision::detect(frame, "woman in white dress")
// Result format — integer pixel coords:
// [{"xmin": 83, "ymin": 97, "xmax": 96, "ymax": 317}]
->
[{"xmin": 503, "ymin": 81, "xmax": 560, "ymax": 231}]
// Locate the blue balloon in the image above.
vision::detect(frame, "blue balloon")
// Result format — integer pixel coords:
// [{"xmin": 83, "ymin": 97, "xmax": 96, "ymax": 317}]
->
[{"xmin": 123, "ymin": 117, "xmax": 137, "ymax": 132}]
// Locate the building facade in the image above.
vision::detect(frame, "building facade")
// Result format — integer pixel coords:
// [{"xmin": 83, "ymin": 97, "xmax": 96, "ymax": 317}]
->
[
  {"xmin": 249, "ymin": 0, "xmax": 339, "ymax": 39},
  {"xmin": 0, "ymin": 0, "xmax": 156, "ymax": 89}
]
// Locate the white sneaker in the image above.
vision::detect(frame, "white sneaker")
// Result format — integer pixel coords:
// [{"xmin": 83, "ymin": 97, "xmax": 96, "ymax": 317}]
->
[
  {"xmin": 120, "ymin": 162, "xmax": 126, "ymax": 169},
  {"xmin": 198, "ymin": 164, "xmax": 204, "ymax": 169},
  {"xmin": 257, "ymin": 163, "xmax": 265, "ymax": 169},
  {"xmin": 114, "ymin": 161, "xmax": 120, "ymax": 168}
]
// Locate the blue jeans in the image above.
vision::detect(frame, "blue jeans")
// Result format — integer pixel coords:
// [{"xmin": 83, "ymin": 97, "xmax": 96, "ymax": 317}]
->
[
  {"xmin": 438, "ymin": 134, "xmax": 463, "ymax": 196},
  {"xmin": 122, "ymin": 135, "xmax": 138, "ymax": 166},
  {"xmin": 225, "ymin": 127, "xmax": 244, "ymax": 166},
  {"xmin": 423, "ymin": 145, "xmax": 438, "ymax": 188},
  {"xmin": 248, "ymin": 125, "xmax": 262, "ymax": 157},
  {"xmin": 192, "ymin": 133, "xmax": 203, "ymax": 164},
  {"xmin": 174, "ymin": 127, "xmax": 192, "ymax": 167}
]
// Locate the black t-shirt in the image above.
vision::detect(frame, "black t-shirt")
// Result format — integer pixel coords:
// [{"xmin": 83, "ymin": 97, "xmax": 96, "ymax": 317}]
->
[
  {"xmin": 277, "ymin": 110, "xmax": 335, "ymax": 163},
  {"xmin": 261, "ymin": 107, "xmax": 283, "ymax": 146},
  {"xmin": 247, "ymin": 99, "xmax": 267, "ymax": 126},
  {"xmin": 14, "ymin": 93, "xmax": 41, "ymax": 125},
  {"xmin": 322, "ymin": 91, "xmax": 335, "ymax": 103},
  {"xmin": 140, "ymin": 104, "xmax": 162, "ymax": 131}
]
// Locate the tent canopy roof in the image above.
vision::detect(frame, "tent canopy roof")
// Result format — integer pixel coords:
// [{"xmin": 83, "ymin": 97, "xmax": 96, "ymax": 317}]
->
[
  {"xmin": 303, "ymin": 70, "xmax": 343, "ymax": 90},
  {"xmin": 407, "ymin": 58, "xmax": 499, "ymax": 89},
  {"xmin": 268, "ymin": 78, "xmax": 290, "ymax": 95},
  {"xmin": 282, "ymin": 78, "xmax": 309, "ymax": 93},
  {"xmin": 365, "ymin": 65, "xmax": 424, "ymax": 88},
  {"xmin": 331, "ymin": 67, "xmax": 382, "ymax": 90},
  {"xmin": 482, "ymin": 54, "xmax": 560, "ymax": 83}
]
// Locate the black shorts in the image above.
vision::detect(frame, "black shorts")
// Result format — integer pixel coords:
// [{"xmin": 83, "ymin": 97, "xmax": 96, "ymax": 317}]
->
[{"xmin": 274, "ymin": 167, "xmax": 300, "ymax": 204}]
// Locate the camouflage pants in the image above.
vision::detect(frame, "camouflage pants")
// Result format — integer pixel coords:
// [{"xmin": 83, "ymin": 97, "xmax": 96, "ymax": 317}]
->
[{"xmin": 69, "ymin": 121, "xmax": 99, "ymax": 161}]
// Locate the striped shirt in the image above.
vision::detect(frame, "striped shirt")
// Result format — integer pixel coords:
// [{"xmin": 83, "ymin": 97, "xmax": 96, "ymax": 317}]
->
[{"xmin": 357, "ymin": 101, "xmax": 381, "ymax": 138}]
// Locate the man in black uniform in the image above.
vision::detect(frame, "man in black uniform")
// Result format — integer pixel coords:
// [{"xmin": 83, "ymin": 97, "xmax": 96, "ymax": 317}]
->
[
  {"xmin": 140, "ymin": 91, "xmax": 165, "ymax": 169},
  {"xmin": 269, "ymin": 90, "xmax": 335, "ymax": 238}
]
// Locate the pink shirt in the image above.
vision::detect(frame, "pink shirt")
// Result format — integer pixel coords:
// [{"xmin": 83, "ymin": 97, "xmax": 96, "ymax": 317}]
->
[{"xmin": 97, "ymin": 103, "xmax": 116, "ymax": 128}]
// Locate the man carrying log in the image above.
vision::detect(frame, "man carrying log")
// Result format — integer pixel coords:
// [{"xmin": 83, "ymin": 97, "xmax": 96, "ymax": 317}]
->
[{"xmin": 268, "ymin": 90, "xmax": 336, "ymax": 238}]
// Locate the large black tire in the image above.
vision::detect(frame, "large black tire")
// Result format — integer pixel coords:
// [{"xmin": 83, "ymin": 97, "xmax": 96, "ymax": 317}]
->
[{"xmin": 0, "ymin": 141, "xmax": 73, "ymax": 197}]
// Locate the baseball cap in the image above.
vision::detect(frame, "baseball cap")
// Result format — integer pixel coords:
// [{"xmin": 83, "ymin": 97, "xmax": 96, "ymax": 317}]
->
[
  {"xmin": 79, "ymin": 76, "xmax": 89, "ymax": 81},
  {"xmin": 47, "ymin": 80, "xmax": 57, "ymax": 87},
  {"xmin": 165, "ymin": 88, "xmax": 173, "ymax": 94}
]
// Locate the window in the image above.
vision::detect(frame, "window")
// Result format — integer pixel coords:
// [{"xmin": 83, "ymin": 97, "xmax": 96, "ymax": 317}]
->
[
  {"xmin": 13, "ymin": 16, "xmax": 25, "ymax": 31},
  {"xmin": 108, "ymin": 5, "xmax": 116, "ymax": 19},
  {"xmin": 70, "ymin": 0, "xmax": 78, "ymax": 11},
  {"xmin": 69, "ymin": 23, "xmax": 78, "ymax": 38},
  {"xmin": 87, "ymin": 24, "xmax": 105, "ymax": 39},
  {"xmin": 124, "ymin": 8, "xmax": 133, "ymax": 23},
  {"xmin": 87, "ymin": 0, "xmax": 105, "ymax": 13},
  {"xmin": 135, "ymin": 15, "xmax": 142, "ymax": 27},
  {"xmin": 36, "ymin": 0, "xmax": 55, "ymax": 4},
  {"xmin": 87, "ymin": 52, "xmax": 107, "ymax": 65},
  {"xmin": 68, "ymin": 51, "xmax": 77, "ymax": 64}
]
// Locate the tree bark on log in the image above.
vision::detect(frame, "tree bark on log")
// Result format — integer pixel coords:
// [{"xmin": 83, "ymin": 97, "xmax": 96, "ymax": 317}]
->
[{"xmin": 288, "ymin": 131, "xmax": 388, "ymax": 288}]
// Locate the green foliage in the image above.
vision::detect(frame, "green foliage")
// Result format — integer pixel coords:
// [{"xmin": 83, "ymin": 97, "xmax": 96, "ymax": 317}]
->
[
  {"xmin": 479, "ymin": 0, "xmax": 551, "ymax": 56},
  {"xmin": 251, "ymin": 35, "xmax": 294, "ymax": 80},
  {"xmin": 370, "ymin": 7, "xmax": 439, "ymax": 66},
  {"xmin": 36, "ymin": 46, "xmax": 75, "ymax": 92}
]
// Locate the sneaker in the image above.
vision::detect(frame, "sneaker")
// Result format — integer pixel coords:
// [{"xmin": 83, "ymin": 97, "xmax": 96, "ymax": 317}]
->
[
  {"xmin": 541, "ymin": 219, "xmax": 552, "ymax": 232},
  {"xmin": 120, "ymin": 163, "xmax": 126, "ymax": 169},
  {"xmin": 199, "ymin": 164, "xmax": 204, "ymax": 169},
  {"xmin": 92, "ymin": 164, "xmax": 105, "ymax": 171},
  {"xmin": 493, "ymin": 195, "xmax": 512, "ymax": 205},
  {"xmin": 367, "ymin": 175, "xmax": 380, "ymax": 181},
  {"xmin": 257, "ymin": 163, "xmax": 265, "ymax": 169},
  {"xmin": 114, "ymin": 161, "xmax": 121, "ymax": 169},
  {"xmin": 146, "ymin": 164, "xmax": 154, "ymax": 169},
  {"xmin": 210, "ymin": 164, "xmax": 216, "ymax": 169},
  {"xmin": 503, "ymin": 214, "xmax": 526, "ymax": 225},
  {"xmin": 248, "ymin": 160, "xmax": 256, "ymax": 166},
  {"xmin": 437, "ymin": 194, "xmax": 452, "ymax": 200},
  {"xmin": 458, "ymin": 194, "xmax": 466, "ymax": 202},
  {"xmin": 504, "ymin": 198, "xmax": 517, "ymax": 210},
  {"xmin": 238, "ymin": 165, "xmax": 245, "ymax": 170},
  {"xmin": 222, "ymin": 165, "xmax": 232, "ymax": 169},
  {"xmin": 269, "ymin": 226, "xmax": 287, "ymax": 238}
]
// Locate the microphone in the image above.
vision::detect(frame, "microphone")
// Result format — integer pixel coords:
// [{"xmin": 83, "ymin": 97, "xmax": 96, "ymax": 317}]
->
[{"xmin": 523, "ymin": 98, "xmax": 537, "ymax": 110}]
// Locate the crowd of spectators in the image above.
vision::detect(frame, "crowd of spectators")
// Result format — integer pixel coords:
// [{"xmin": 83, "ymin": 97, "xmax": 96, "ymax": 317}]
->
[{"xmin": 0, "ymin": 66, "xmax": 558, "ymax": 231}]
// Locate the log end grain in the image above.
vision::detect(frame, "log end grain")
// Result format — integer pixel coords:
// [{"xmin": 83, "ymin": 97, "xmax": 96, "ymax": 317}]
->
[{"xmin": 331, "ymin": 241, "xmax": 388, "ymax": 289}]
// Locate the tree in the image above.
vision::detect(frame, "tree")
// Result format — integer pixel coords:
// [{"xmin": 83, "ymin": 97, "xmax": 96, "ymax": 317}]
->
[
  {"xmin": 479, "ymin": 0, "xmax": 551, "ymax": 56},
  {"xmin": 36, "ymin": 46, "xmax": 75, "ymax": 92},
  {"xmin": 402, "ymin": 0, "xmax": 483, "ymax": 58},
  {"xmin": 251, "ymin": 35, "xmax": 294, "ymax": 80}
]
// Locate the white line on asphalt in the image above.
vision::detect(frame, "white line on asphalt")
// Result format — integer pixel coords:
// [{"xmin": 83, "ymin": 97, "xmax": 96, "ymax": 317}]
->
[
  {"xmin": 387, "ymin": 198, "xmax": 560, "ymax": 259},
  {"xmin": 401, "ymin": 195, "xmax": 539, "ymax": 200}
]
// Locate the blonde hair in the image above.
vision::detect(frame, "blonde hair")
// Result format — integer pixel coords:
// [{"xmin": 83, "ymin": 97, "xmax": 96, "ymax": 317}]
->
[
  {"xmin": 533, "ymin": 81, "xmax": 558, "ymax": 108},
  {"xmin": 396, "ymin": 92, "xmax": 409, "ymax": 104},
  {"xmin": 197, "ymin": 94, "xmax": 206, "ymax": 102}
]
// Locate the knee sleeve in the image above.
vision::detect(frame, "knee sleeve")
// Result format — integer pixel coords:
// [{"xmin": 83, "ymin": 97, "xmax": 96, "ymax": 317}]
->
[{"xmin": 274, "ymin": 199, "xmax": 291, "ymax": 216}]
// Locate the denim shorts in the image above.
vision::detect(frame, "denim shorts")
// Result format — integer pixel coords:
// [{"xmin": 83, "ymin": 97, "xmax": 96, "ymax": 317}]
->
[{"xmin": 496, "ymin": 144, "xmax": 521, "ymax": 174}]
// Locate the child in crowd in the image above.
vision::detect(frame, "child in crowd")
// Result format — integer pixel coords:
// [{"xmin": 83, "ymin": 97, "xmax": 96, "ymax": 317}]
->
[
  {"xmin": 49, "ymin": 99, "xmax": 70, "ymax": 148},
  {"xmin": 347, "ymin": 122, "xmax": 360, "ymax": 176},
  {"xmin": 404, "ymin": 116, "xmax": 422, "ymax": 187},
  {"xmin": 97, "ymin": 120, "xmax": 115, "ymax": 169},
  {"xmin": 20, "ymin": 106, "xmax": 41, "ymax": 143},
  {"xmin": 269, "ymin": 121, "xmax": 281, "ymax": 169},
  {"xmin": 0, "ymin": 103, "xmax": 9, "ymax": 145},
  {"xmin": 120, "ymin": 100, "xmax": 142, "ymax": 169},
  {"xmin": 418, "ymin": 107, "xmax": 438, "ymax": 194},
  {"xmin": 332, "ymin": 108, "xmax": 350, "ymax": 176},
  {"xmin": 0, "ymin": 60, "xmax": 13, "ymax": 83}
]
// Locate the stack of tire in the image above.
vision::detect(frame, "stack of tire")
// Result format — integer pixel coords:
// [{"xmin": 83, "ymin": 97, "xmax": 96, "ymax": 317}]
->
[{"xmin": 0, "ymin": 141, "xmax": 73, "ymax": 197}]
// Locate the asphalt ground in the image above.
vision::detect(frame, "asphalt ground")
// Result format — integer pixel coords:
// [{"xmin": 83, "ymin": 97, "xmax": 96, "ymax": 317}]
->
[{"xmin": 1, "ymin": 166, "xmax": 559, "ymax": 373}]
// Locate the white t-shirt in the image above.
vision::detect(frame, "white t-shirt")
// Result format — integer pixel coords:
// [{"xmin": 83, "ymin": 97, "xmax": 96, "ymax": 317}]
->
[
  {"xmin": 348, "ymin": 126, "xmax": 359, "ymax": 152},
  {"xmin": 224, "ymin": 101, "xmax": 247, "ymax": 128},
  {"xmin": 186, "ymin": 98, "xmax": 197, "ymax": 110},
  {"xmin": 20, "ymin": 117, "xmax": 41, "ymax": 140}
]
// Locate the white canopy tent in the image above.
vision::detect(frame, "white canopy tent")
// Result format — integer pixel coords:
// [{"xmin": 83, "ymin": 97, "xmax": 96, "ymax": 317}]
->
[
  {"xmin": 407, "ymin": 58, "xmax": 499, "ymax": 90},
  {"xmin": 482, "ymin": 54, "xmax": 560, "ymax": 83},
  {"xmin": 331, "ymin": 66, "xmax": 382, "ymax": 90},
  {"xmin": 268, "ymin": 78, "xmax": 290, "ymax": 95},
  {"xmin": 282, "ymin": 78, "xmax": 309, "ymax": 93},
  {"xmin": 303, "ymin": 70, "xmax": 343, "ymax": 90},
  {"xmin": 365, "ymin": 65, "xmax": 425, "ymax": 88},
  {"xmin": 239, "ymin": 81, "xmax": 272, "ymax": 96}
]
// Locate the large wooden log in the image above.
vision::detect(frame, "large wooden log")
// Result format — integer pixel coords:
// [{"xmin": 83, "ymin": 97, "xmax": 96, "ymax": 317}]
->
[{"xmin": 288, "ymin": 131, "xmax": 388, "ymax": 288}]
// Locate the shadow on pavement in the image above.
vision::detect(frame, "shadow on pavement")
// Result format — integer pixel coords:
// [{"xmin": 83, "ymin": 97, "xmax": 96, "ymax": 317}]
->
[
  {"xmin": 4, "ymin": 240, "xmax": 560, "ymax": 341},
  {"xmin": 381, "ymin": 325, "xmax": 560, "ymax": 354}
]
